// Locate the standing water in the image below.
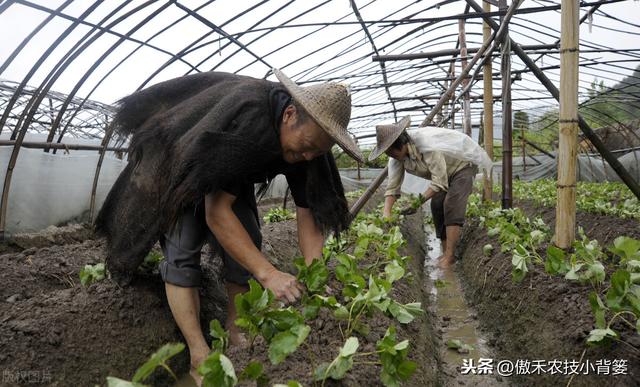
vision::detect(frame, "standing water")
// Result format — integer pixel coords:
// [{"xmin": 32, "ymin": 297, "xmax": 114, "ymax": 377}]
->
[{"xmin": 424, "ymin": 222, "xmax": 507, "ymax": 386}]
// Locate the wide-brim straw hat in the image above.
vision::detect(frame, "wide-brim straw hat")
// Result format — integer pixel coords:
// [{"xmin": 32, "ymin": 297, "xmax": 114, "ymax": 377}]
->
[
  {"xmin": 273, "ymin": 68, "xmax": 363, "ymax": 163},
  {"xmin": 368, "ymin": 116, "xmax": 411, "ymax": 161}
]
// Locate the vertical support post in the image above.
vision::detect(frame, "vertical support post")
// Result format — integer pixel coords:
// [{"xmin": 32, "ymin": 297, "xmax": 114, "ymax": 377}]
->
[
  {"xmin": 555, "ymin": 0, "xmax": 579, "ymax": 248},
  {"xmin": 522, "ymin": 134, "xmax": 527, "ymax": 172},
  {"xmin": 482, "ymin": 0, "xmax": 494, "ymax": 202},
  {"xmin": 45, "ymin": 97, "xmax": 54, "ymax": 153},
  {"xmin": 449, "ymin": 60, "xmax": 456, "ymax": 130},
  {"xmin": 90, "ymin": 122, "xmax": 115, "ymax": 221},
  {"xmin": 459, "ymin": 19, "xmax": 472, "ymax": 136},
  {"xmin": 499, "ymin": 0, "xmax": 513, "ymax": 209}
]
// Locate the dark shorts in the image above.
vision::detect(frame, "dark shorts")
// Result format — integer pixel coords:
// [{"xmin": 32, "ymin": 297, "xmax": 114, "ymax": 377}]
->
[
  {"xmin": 158, "ymin": 191, "xmax": 261, "ymax": 288},
  {"xmin": 431, "ymin": 165, "xmax": 477, "ymax": 240}
]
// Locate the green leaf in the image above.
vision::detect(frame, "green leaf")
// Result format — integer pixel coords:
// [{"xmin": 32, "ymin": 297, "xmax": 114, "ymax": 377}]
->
[
  {"xmin": 273, "ymin": 381, "xmax": 303, "ymax": 387},
  {"xmin": 586, "ymin": 328, "xmax": 617, "ymax": 345},
  {"xmin": 396, "ymin": 360, "xmax": 417, "ymax": 380},
  {"xmin": 268, "ymin": 325, "xmax": 310, "ymax": 365},
  {"xmin": 446, "ymin": 339, "xmax": 463, "ymax": 349},
  {"xmin": 483, "ymin": 244, "xmax": 493, "ymax": 257},
  {"xmin": 297, "ymin": 259, "xmax": 329, "ymax": 294},
  {"xmin": 339, "ymin": 337, "xmax": 359, "ymax": 357},
  {"xmin": 132, "ymin": 343, "xmax": 185, "ymax": 383},
  {"xmin": 79, "ymin": 263, "xmax": 106, "ymax": 286},
  {"xmin": 239, "ymin": 361, "xmax": 267, "ymax": 385},
  {"xmin": 446, "ymin": 339, "xmax": 474, "ymax": 354},
  {"xmin": 611, "ymin": 270, "xmax": 631, "ymax": 296},
  {"xmin": 331, "ymin": 357, "xmax": 354, "ymax": 379},
  {"xmin": 384, "ymin": 260, "xmax": 405, "ymax": 283},
  {"xmin": 240, "ymin": 361, "xmax": 262, "ymax": 379},
  {"xmin": 609, "ymin": 236, "xmax": 640, "ymax": 263},
  {"xmin": 313, "ymin": 363, "xmax": 331, "ymax": 381},
  {"xmin": 511, "ymin": 252, "xmax": 529, "ymax": 282},
  {"xmin": 388, "ymin": 301, "xmax": 423, "ymax": 324},
  {"xmin": 564, "ymin": 263, "xmax": 584, "ymax": 281},
  {"xmin": 586, "ymin": 262, "xmax": 606, "ymax": 284},
  {"xmin": 334, "ymin": 305, "xmax": 349, "ymax": 320},
  {"xmin": 106, "ymin": 377, "xmax": 146, "ymax": 387},
  {"xmin": 199, "ymin": 352, "xmax": 237, "ymax": 387},
  {"xmin": 209, "ymin": 319, "xmax": 229, "ymax": 352},
  {"xmin": 545, "ymin": 245, "xmax": 568, "ymax": 275}
]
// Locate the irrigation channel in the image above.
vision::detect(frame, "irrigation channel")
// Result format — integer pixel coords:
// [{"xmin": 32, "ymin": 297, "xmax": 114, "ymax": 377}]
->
[{"xmin": 423, "ymin": 222, "xmax": 503, "ymax": 386}]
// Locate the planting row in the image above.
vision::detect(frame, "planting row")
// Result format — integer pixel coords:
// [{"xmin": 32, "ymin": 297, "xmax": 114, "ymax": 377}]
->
[
  {"xmin": 106, "ymin": 203, "xmax": 425, "ymax": 387},
  {"xmin": 465, "ymin": 193, "xmax": 640, "ymax": 348}
]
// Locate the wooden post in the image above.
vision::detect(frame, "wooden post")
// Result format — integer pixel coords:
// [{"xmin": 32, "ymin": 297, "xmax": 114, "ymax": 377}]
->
[
  {"xmin": 459, "ymin": 19, "xmax": 472, "ymax": 136},
  {"xmin": 482, "ymin": 0, "xmax": 494, "ymax": 202},
  {"xmin": 522, "ymin": 134, "xmax": 527, "ymax": 172},
  {"xmin": 499, "ymin": 0, "xmax": 513, "ymax": 209},
  {"xmin": 449, "ymin": 57, "xmax": 456, "ymax": 130},
  {"xmin": 555, "ymin": 0, "xmax": 579, "ymax": 248},
  {"xmin": 479, "ymin": 111, "xmax": 485, "ymax": 146}
]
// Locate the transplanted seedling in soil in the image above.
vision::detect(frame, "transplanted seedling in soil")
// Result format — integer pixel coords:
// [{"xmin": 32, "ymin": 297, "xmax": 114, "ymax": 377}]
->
[
  {"xmin": 234, "ymin": 279, "xmax": 310, "ymax": 365},
  {"xmin": 106, "ymin": 343, "xmax": 185, "ymax": 386},
  {"xmin": 79, "ymin": 262, "xmax": 106, "ymax": 286}
]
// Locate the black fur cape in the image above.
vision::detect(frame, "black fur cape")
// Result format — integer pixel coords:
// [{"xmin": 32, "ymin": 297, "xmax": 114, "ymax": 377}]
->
[{"xmin": 95, "ymin": 72, "xmax": 350, "ymax": 277}]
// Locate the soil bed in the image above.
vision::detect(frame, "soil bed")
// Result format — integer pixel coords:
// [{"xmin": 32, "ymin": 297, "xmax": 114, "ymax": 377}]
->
[
  {"xmin": 457, "ymin": 199, "xmax": 640, "ymax": 387},
  {"xmin": 0, "ymin": 196, "xmax": 439, "ymax": 386}
]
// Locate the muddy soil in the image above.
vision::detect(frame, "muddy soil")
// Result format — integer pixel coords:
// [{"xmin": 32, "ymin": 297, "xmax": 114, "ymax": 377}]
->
[
  {"xmin": 457, "ymin": 199, "xmax": 640, "ymax": 387},
  {"xmin": 0, "ymin": 195, "xmax": 439, "ymax": 386}
]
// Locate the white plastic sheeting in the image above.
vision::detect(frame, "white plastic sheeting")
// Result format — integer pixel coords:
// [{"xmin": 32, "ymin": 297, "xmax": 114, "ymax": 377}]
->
[
  {"xmin": 0, "ymin": 147, "xmax": 126, "ymax": 234},
  {"xmin": 492, "ymin": 150, "xmax": 640, "ymax": 183}
]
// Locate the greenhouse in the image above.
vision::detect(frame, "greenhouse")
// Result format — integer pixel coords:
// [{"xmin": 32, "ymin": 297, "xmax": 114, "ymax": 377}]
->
[{"xmin": 0, "ymin": 0, "xmax": 639, "ymax": 386}]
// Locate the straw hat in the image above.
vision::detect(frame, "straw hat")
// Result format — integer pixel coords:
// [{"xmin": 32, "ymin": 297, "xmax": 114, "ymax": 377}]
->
[
  {"xmin": 368, "ymin": 116, "xmax": 411, "ymax": 161},
  {"xmin": 273, "ymin": 68, "xmax": 363, "ymax": 163}
]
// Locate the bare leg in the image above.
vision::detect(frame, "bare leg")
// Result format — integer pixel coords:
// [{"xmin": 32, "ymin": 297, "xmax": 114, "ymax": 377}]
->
[
  {"xmin": 225, "ymin": 282, "xmax": 249, "ymax": 347},
  {"xmin": 439, "ymin": 225, "xmax": 461, "ymax": 268},
  {"xmin": 165, "ymin": 283, "xmax": 209, "ymax": 386}
]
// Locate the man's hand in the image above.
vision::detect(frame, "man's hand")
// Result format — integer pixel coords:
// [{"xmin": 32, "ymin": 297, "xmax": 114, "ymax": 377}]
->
[
  {"xmin": 399, "ymin": 193, "xmax": 428, "ymax": 215},
  {"xmin": 399, "ymin": 205, "xmax": 418, "ymax": 216},
  {"xmin": 258, "ymin": 268, "xmax": 305, "ymax": 304}
]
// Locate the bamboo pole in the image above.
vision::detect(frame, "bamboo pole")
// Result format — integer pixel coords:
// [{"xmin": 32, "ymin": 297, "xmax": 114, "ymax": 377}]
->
[
  {"xmin": 499, "ymin": 0, "xmax": 513, "ymax": 209},
  {"xmin": 523, "ymin": 138, "xmax": 556, "ymax": 159},
  {"xmin": 522, "ymin": 134, "xmax": 527, "ymax": 172},
  {"xmin": 450, "ymin": 61, "xmax": 456, "ymax": 130},
  {"xmin": 555, "ymin": 0, "xmax": 579, "ymax": 248},
  {"xmin": 459, "ymin": 19, "xmax": 472, "ymax": 136},
  {"xmin": 482, "ymin": 0, "xmax": 494, "ymax": 202}
]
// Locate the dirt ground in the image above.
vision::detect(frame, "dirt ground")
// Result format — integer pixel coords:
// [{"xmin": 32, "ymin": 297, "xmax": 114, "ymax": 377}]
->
[
  {"xmin": 457, "ymin": 199, "xmax": 640, "ymax": 387},
  {"xmin": 0, "ymin": 195, "xmax": 440, "ymax": 386}
]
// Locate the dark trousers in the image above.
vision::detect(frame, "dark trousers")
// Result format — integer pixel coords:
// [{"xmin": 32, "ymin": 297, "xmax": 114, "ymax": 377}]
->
[
  {"xmin": 431, "ymin": 165, "xmax": 476, "ymax": 240},
  {"xmin": 159, "ymin": 190, "xmax": 261, "ymax": 288}
]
